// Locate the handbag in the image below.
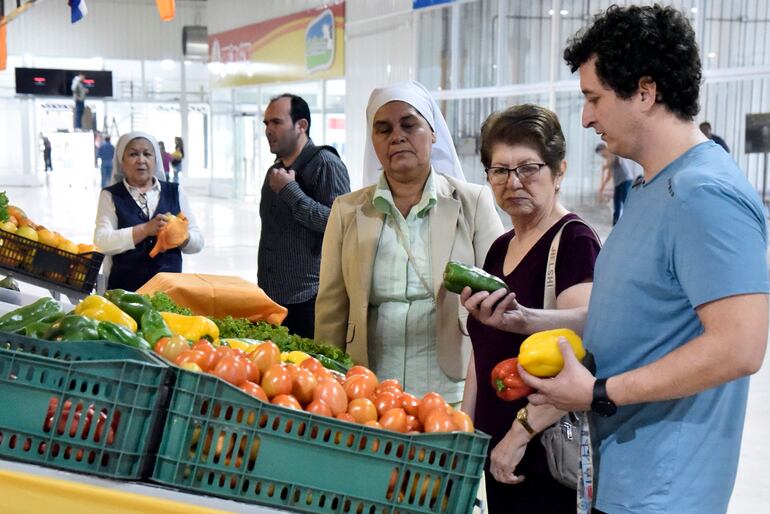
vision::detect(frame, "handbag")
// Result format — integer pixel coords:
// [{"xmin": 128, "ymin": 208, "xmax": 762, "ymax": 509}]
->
[{"xmin": 539, "ymin": 218, "xmax": 600, "ymax": 489}]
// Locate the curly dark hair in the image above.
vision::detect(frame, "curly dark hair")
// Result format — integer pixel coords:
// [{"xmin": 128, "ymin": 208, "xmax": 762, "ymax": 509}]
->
[
  {"xmin": 563, "ymin": 4, "xmax": 701, "ymax": 120},
  {"xmin": 480, "ymin": 104, "xmax": 566, "ymax": 177}
]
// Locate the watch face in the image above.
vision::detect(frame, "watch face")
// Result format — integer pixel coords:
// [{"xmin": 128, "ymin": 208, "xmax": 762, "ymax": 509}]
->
[{"xmin": 592, "ymin": 399, "xmax": 617, "ymax": 417}]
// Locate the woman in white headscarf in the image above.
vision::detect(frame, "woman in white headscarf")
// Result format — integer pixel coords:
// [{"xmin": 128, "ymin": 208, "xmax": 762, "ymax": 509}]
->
[
  {"xmin": 315, "ymin": 81, "xmax": 503, "ymax": 403},
  {"xmin": 94, "ymin": 131, "xmax": 204, "ymax": 291}
]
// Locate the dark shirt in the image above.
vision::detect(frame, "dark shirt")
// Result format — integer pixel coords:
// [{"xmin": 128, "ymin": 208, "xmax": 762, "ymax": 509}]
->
[
  {"xmin": 97, "ymin": 142, "xmax": 115, "ymax": 168},
  {"xmin": 258, "ymin": 140, "xmax": 350, "ymax": 304},
  {"xmin": 467, "ymin": 213, "xmax": 600, "ymax": 513},
  {"xmin": 710, "ymin": 134, "xmax": 730, "ymax": 153}
]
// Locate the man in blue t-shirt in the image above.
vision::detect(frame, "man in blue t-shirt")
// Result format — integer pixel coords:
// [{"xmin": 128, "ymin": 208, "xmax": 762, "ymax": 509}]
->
[{"xmin": 517, "ymin": 5, "xmax": 769, "ymax": 514}]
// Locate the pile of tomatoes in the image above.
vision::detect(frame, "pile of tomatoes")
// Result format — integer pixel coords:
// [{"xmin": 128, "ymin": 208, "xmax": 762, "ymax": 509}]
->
[{"xmin": 153, "ymin": 337, "xmax": 473, "ymax": 434}]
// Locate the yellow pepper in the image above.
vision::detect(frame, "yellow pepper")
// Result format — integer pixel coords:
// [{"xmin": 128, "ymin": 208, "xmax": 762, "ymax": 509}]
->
[
  {"xmin": 74, "ymin": 295, "xmax": 137, "ymax": 332},
  {"xmin": 518, "ymin": 328, "xmax": 586, "ymax": 377},
  {"xmin": 281, "ymin": 350, "xmax": 311, "ymax": 365},
  {"xmin": 221, "ymin": 338, "xmax": 261, "ymax": 353},
  {"xmin": 160, "ymin": 312, "xmax": 219, "ymax": 343}
]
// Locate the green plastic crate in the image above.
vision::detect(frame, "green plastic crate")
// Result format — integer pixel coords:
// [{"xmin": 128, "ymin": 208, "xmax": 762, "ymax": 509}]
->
[
  {"xmin": 152, "ymin": 370, "xmax": 489, "ymax": 514},
  {"xmin": 0, "ymin": 333, "xmax": 170, "ymax": 479}
]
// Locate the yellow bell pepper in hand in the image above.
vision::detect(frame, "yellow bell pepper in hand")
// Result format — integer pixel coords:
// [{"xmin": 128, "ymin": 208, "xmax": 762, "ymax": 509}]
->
[
  {"xmin": 160, "ymin": 312, "xmax": 219, "ymax": 343},
  {"xmin": 518, "ymin": 328, "xmax": 586, "ymax": 377},
  {"xmin": 74, "ymin": 295, "xmax": 137, "ymax": 332}
]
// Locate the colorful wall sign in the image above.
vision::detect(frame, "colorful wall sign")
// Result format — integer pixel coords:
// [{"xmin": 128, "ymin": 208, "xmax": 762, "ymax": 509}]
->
[{"xmin": 208, "ymin": 2, "xmax": 345, "ymax": 87}]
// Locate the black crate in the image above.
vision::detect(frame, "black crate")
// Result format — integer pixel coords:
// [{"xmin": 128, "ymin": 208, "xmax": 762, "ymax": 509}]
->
[{"xmin": 0, "ymin": 230, "xmax": 103, "ymax": 294}]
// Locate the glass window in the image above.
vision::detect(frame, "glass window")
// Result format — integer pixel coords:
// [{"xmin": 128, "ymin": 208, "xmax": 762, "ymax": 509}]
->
[{"xmin": 416, "ymin": 7, "xmax": 451, "ymax": 90}]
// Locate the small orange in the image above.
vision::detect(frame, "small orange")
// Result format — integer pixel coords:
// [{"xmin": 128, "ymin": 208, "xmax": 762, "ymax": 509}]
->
[
  {"xmin": 7, "ymin": 206, "xmax": 26, "ymax": 221},
  {"xmin": 57, "ymin": 239, "xmax": 78, "ymax": 254},
  {"xmin": 17, "ymin": 217, "xmax": 38, "ymax": 230},
  {"xmin": 77, "ymin": 243, "xmax": 99, "ymax": 254},
  {"xmin": 37, "ymin": 228, "xmax": 60, "ymax": 247}
]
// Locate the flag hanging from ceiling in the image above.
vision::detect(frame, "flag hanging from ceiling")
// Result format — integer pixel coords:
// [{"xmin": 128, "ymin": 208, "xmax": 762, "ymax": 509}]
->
[
  {"xmin": 68, "ymin": 0, "xmax": 88, "ymax": 24},
  {"xmin": 156, "ymin": 0, "xmax": 175, "ymax": 21},
  {"xmin": 0, "ymin": 17, "xmax": 6, "ymax": 71}
]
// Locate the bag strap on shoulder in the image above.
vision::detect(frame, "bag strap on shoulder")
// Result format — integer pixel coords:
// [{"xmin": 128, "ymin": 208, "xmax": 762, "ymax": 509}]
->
[{"xmin": 543, "ymin": 218, "xmax": 601, "ymax": 309}]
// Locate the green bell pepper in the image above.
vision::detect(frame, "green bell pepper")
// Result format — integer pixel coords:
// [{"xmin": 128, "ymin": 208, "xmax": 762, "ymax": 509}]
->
[
  {"xmin": 0, "ymin": 298, "xmax": 63, "ymax": 334},
  {"xmin": 43, "ymin": 314, "xmax": 100, "ymax": 342},
  {"xmin": 140, "ymin": 309, "xmax": 172, "ymax": 346},
  {"xmin": 23, "ymin": 320, "xmax": 57, "ymax": 339},
  {"xmin": 104, "ymin": 289, "xmax": 153, "ymax": 324},
  {"xmin": 97, "ymin": 320, "xmax": 152, "ymax": 350}
]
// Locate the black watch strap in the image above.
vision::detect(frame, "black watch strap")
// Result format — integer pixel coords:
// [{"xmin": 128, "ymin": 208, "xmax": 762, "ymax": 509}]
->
[{"xmin": 592, "ymin": 377, "xmax": 617, "ymax": 417}]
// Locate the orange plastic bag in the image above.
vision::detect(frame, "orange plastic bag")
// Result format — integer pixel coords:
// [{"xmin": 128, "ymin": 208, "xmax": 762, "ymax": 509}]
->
[
  {"xmin": 137, "ymin": 273, "xmax": 288, "ymax": 326},
  {"xmin": 149, "ymin": 213, "xmax": 189, "ymax": 258}
]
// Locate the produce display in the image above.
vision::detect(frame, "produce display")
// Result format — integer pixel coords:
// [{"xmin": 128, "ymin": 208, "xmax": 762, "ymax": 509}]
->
[
  {"xmin": 0, "ymin": 192, "xmax": 103, "ymax": 292},
  {"xmin": 443, "ymin": 260, "xmax": 509, "ymax": 294}
]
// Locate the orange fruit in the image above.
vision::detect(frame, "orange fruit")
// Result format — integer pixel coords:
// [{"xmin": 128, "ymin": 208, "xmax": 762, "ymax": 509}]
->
[
  {"xmin": 37, "ymin": 228, "xmax": 60, "ymax": 247},
  {"xmin": 7, "ymin": 215, "xmax": 18, "ymax": 226},
  {"xmin": 58, "ymin": 239, "xmax": 78, "ymax": 254},
  {"xmin": 7, "ymin": 205, "xmax": 26, "ymax": 221},
  {"xmin": 17, "ymin": 217, "xmax": 38, "ymax": 230},
  {"xmin": 77, "ymin": 243, "xmax": 98, "ymax": 253}
]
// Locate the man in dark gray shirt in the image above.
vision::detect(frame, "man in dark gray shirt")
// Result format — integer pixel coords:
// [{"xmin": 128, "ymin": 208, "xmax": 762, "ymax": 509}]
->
[{"xmin": 258, "ymin": 94, "xmax": 350, "ymax": 339}]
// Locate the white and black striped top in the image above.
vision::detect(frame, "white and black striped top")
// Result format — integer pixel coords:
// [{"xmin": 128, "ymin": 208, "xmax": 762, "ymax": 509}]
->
[{"xmin": 258, "ymin": 140, "xmax": 350, "ymax": 305}]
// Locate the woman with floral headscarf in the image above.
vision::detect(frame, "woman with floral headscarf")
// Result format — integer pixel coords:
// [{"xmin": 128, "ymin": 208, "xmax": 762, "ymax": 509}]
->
[
  {"xmin": 315, "ymin": 81, "xmax": 503, "ymax": 403},
  {"xmin": 94, "ymin": 131, "xmax": 204, "ymax": 291}
]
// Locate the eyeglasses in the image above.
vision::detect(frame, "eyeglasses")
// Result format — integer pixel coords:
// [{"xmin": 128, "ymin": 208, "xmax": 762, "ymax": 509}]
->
[{"xmin": 485, "ymin": 162, "xmax": 546, "ymax": 185}]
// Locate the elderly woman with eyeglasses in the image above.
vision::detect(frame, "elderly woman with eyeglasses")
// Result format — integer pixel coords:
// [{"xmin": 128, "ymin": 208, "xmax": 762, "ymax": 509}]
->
[
  {"xmin": 94, "ymin": 131, "xmax": 204, "ymax": 291},
  {"xmin": 459, "ymin": 105, "xmax": 601, "ymax": 512}
]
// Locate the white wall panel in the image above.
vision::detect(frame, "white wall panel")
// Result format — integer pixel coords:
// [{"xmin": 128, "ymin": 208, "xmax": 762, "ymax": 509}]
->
[
  {"xmin": 7, "ymin": 0, "xmax": 205, "ymax": 60},
  {"xmin": 345, "ymin": 0, "xmax": 415, "ymax": 189}
]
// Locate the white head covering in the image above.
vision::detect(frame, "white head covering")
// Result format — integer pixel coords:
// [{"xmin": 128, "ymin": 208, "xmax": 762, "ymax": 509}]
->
[
  {"xmin": 110, "ymin": 131, "xmax": 167, "ymax": 185},
  {"xmin": 363, "ymin": 80, "xmax": 465, "ymax": 186}
]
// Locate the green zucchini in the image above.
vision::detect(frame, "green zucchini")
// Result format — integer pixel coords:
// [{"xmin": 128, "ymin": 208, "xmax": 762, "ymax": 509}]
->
[{"xmin": 442, "ymin": 261, "xmax": 508, "ymax": 294}]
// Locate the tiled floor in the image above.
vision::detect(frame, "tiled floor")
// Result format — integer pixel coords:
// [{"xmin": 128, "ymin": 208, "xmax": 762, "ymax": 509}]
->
[{"xmin": 2, "ymin": 167, "xmax": 769, "ymax": 511}]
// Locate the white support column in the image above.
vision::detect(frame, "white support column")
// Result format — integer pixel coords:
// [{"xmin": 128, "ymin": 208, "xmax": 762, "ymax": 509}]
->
[
  {"xmin": 548, "ymin": 0, "xmax": 561, "ymax": 110},
  {"xmin": 181, "ymin": 60, "xmax": 189, "ymax": 175}
]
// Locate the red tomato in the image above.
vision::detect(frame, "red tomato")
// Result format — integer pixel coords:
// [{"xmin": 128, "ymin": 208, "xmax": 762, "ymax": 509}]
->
[
  {"xmin": 373, "ymin": 391, "xmax": 401, "ymax": 417},
  {"xmin": 406, "ymin": 414, "xmax": 422, "ymax": 433},
  {"xmin": 300, "ymin": 357, "xmax": 331, "ymax": 380},
  {"xmin": 193, "ymin": 340, "xmax": 220, "ymax": 371},
  {"xmin": 249, "ymin": 341, "xmax": 282, "ymax": 374},
  {"xmin": 451, "ymin": 410, "xmax": 474, "ymax": 433},
  {"xmin": 272, "ymin": 394, "xmax": 303, "ymax": 410},
  {"xmin": 423, "ymin": 409, "xmax": 457, "ymax": 433},
  {"xmin": 284, "ymin": 363, "xmax": 300, "ymax": 380},
  {"xmin": 312, "ymin": 378, "xmax": 348, "ymax": 416},
  {"xmin": 343, "ymin": 374, "xmax": 376, "ymax": 401},
  {"xmin": 400, "ymin": 392, "xmax": 421, "ymax": 417},
  {"xmin": 417, "ymin": 392, "xmax": 448, "ymax": 424},
  {"xmin": 375, "ymin": 378, "xmax": 402, "ymax": 396},
  {"xmin": 175, "ymin": 349, "xmax": 208, "ymax": 369},
  {"xmin": 156, "ymin": 335, "xmax": 191, "ymax": 362},
  {"xmin": 305, "ymin": 399, "xmax": 333, "ymax": 417},
  {"xmin": 242, "ymin": 358, "xmax": 261, "ymax": 384},
  {"xmin": 211, "ymin": 354, "xmax": 248, "ymax": 386},
  {"xmin": 240, "ymin": 381, "xmax": 268, "ymax": 401},
  {"xmin": 291, "ymin": 369, "xmax": 318, "ymax": 405},
  {"xmin": 345, "ymin": 365, "xmax": 379, "ymax": 386},
  {"xmin": 364, "ymin": 420, "xmax": 381, "ymax": 429},
  {"xmin": 336, "ymin": 412, "xmax": 356, "ymax": 423},
  {"xmin": 153, "ymin": 337, "xmax": 170, "ymax": 353},
  {"xmin": 379, "ymin": 407, "xmax": 408, "ymax": 433},
  {"xmin": 347, "ymin": 398, "xmax": 378, "ymax": 424},
  {"xmin": 261, "ymin": 363, "xmax": 293, "ymax": 398}
]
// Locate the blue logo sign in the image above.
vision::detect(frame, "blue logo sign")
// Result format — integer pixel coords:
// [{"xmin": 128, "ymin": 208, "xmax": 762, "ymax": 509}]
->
[{"xmin": 306, "ymin": 9, "xmax": 335, "ymax": 73}]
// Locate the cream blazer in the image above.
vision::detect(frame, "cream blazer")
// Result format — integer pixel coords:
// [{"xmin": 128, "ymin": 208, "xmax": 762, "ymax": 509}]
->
[{"xmin": 315, "ymin": 173, "xmax": 504, "ymax": 380}]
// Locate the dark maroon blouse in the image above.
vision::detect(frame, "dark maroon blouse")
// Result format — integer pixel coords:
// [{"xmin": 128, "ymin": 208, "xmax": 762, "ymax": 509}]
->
[{"xmin": 467, "ymin": 213, "xmax": 601, "ymax": 513}]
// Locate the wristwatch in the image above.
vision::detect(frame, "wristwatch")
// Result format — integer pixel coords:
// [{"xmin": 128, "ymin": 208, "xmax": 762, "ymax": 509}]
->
[
  {"xmin": 591, "ymin": 378, "xmax": 617, "ymax": 417},
  {"xmin": 515, "ymin": 407, "xmax": 536, "ymax": 436}
]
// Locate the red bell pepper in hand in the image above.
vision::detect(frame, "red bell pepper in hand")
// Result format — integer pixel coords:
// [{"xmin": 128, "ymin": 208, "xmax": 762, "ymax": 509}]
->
[{"xmin": 491, "ymin": 357, "xmax": 535, "ymax": 401}]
